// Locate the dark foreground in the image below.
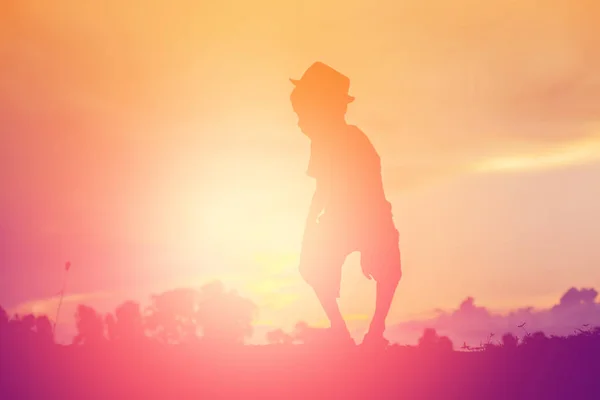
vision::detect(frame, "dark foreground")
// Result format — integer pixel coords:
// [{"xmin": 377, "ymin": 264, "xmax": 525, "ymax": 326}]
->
[{"xmin": 2, "ymin": 339, "xmax": 600, "ymax": 400}]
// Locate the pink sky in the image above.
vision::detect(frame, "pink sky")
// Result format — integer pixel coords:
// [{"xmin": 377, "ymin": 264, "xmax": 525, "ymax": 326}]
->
[{"xmin": 1, "ymin": 0, "xmax": 599, "ymax": 342}]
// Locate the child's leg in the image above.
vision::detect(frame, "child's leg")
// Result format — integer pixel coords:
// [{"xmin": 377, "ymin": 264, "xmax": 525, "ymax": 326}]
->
[
  {"xmin": 313, "ymin": 288, "xmax": 348, "ymax": 333},
  {"xmin": 363, "ymin": 224, "xmax": 402, "ymax": 339},
  {"xmin": 368, "ymin": 279, "xmax": 399, "ymax": 336},
  {"xmin": 299, "ymin": 217, "xmax": 350, "ymax": 335}
]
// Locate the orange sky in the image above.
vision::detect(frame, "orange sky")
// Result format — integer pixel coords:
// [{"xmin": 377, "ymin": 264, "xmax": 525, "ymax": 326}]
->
[{"xmin": 1, "ymin": 0, "xmax": 599, "ymax": 340}]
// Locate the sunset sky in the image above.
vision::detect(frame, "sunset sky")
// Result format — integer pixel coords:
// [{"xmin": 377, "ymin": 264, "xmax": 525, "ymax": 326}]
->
[{"xmin": 1, "ymin": 0, "xmax": 599, "ymax": 343}]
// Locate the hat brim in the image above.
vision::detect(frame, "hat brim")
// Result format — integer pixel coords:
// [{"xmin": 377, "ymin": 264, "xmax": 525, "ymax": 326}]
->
[{"xmin": 289, "ymin": 78, "xmax": 354, "ymax": 103}]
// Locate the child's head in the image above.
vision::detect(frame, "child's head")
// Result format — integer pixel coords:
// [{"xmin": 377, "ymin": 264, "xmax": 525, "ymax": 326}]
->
[
  {"xmin": 289, "ymin": 62, "xmax": 354, "ymax": 138},
  {"xmin": 290, "ymin": 87, "xmax": 350, "ymax": 136}
]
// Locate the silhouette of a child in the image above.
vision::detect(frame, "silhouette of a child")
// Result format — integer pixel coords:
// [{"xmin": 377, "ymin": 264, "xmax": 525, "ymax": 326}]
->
[{"xmin": 290, "ymin": 62, "xmax": 402, "ymax": 347}]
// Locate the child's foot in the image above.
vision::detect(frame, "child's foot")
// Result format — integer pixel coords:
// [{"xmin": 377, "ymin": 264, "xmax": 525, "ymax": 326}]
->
[
  {"xmin": 361, "ymin": 331, "xmax": 390, "ymax": 349},
  {"xmin": 327, "ymin": 327, "xmax": 355, "ymax": 347}
]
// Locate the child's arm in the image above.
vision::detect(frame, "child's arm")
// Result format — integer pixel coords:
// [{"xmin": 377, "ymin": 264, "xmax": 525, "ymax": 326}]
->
[
  {"xmin": 302, "ymin": 178, "xmax": 326, "ymax": 248},
  {"xmin": 306, "ymin": 178, "xmax": 327, "ymax": 223},
  {"xmin": 304, "ymin": 139, "xmax": 329, "ymax": 229}
]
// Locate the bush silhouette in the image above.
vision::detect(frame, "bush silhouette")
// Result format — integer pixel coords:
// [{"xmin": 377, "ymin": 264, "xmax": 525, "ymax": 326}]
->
[
  {"xmin": 418, "ymin": 328, "xmax": 453, "ymax": 352},
  {"xmin": 266, "ymin": 328, "xmax": 294, "ymax": 345},
  {"xmin": 501, "ymin": 332, "xmax": 518, "ymax": 349}
]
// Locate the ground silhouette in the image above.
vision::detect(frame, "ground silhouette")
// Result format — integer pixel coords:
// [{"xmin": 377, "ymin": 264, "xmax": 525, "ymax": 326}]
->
[{"xmin": 2, "ymin": 283, "xmax": 600, "ymax": 399}]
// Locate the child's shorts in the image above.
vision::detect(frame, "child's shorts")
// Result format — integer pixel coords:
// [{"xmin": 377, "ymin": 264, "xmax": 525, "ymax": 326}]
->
[{"xmin": 299, "ymin": 213, "xmax": 402, "ymax": 298}]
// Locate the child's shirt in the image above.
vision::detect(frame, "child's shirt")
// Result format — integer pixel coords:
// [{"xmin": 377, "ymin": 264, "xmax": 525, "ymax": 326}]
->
[{"xmin": 306, "ymin": 125, "xmax": 392, "ymax": 225}]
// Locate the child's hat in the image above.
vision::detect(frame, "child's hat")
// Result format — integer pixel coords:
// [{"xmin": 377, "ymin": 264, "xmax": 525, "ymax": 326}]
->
[{"xmin": 290, "ymin": 62, "xmax": 355, "ymax": 103}]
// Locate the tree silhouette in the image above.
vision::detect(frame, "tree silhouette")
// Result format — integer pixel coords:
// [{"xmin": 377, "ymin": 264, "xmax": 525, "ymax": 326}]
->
[
  {"xmin": 502, "ymin": 333, "xmax": 518, "ymax": 349},
  {"xmin": 5, "ymin": 314, "xmax": 37, "ymax": 343},
  {"xmin": 196, "ymin": 281, "xmax": 257, "ymax": 345},
  {"xmin": 418, "ymin": 328, "xmax": 453, "ymax": 352},
  {"xmin": 437, "ymin": 335, "xmax": 454, "ymax": 352},
  {"xmin": 417, "ymin": 328, "xmax": 438, "ymax": 349},
  {"xmin": 0, "ymin": 311, "xmax": 53, "ymax": 345},
  {"xmin": 0, "ymin": 305, "xmax": 8, "ymax": 329},
  {"xmin": 19, "ymin": 314, "xmax": 36, "ymax": 333},
  {"xmin": 266, "ymin": 328, "xmax": 294, "ymax": 345},
  {"xmin": 290, "ymin": 321, "xmax": 326, "ymax": 344},
  {"xmin": 73, "ymin": 305, "xmax": 105, "ymax": 346},
  {"xmin": 291, "ymin": 321, "xmax": 310, "ymax": 343},
  {"xmin": 106, "ymin": 301, "xmax": 144, "ymax": 343},
  {"xmin": 145, "ymin": 288, "xmax": 198, "ymax": 344},
  {"xmin": 521, "ymin": 331, "xmax": 548, "ymax": 348},
  {"xmin": 35, "ymin": 315, "xmax": 54, "ymax": 344}
]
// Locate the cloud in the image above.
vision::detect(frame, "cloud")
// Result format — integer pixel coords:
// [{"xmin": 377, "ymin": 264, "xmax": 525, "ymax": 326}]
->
[
  {"xmin": 242, "ymin": 250, "xmax": 304, "ymax": 311},
  {"xmin": 350, "ymin": 0, "xmax": 600, "ymax": 187},
  {"xmin": 385, "ymin": 287, "xmax": 600, "ymax": 346},
  {"xmin": 473, "ymin": 131, "xmax": 600, "ymax": 174},
  {"xmin": 10, "ymin": 291, "xmax": 114, "ymax": 318},
  {"xmin": 3, "ymin": 0, "xmax": 598, "ymax": 199}
]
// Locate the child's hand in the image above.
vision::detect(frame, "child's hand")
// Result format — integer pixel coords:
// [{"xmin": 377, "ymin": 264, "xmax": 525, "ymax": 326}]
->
[{"xmin": 361, "ymin": 265, "xmax": 373, "ymax": 280}]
